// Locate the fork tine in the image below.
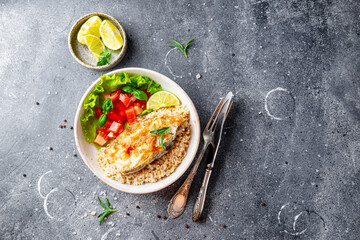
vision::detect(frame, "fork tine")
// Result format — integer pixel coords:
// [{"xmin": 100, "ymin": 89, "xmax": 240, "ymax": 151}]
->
[
  {"xmin": 208, "ymin": 99, "xmax": 227, "ymax": 132},
  {"xmin": 224, "ymin": 101, "xmax": 233, "ymax": 120},
  {"xmin": 205, "ymin": 98, "xmax": 224, "ymax": 130}
]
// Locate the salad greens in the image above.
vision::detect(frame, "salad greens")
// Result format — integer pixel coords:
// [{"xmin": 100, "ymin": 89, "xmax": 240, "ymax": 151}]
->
[{"xmin": 81, "ymin": 72, "xmax": 162, "ymax": 142}]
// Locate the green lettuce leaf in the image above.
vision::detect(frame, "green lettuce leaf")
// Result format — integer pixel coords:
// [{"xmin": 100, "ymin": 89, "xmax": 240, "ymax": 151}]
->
[{"xmin": 80, "ymin": 72, "xmax": 162, "ymax": 143}]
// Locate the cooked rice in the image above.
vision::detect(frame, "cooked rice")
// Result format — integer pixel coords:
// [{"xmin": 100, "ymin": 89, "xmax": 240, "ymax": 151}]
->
[{"xmin": 96, "ymin": 105, "xmax": 191, "ymax": 185}]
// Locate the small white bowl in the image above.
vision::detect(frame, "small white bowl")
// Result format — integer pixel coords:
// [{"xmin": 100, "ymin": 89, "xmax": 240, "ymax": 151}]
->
[{"xmin": 74, "ymin": 68, "xmax": 201, "ymax": 194}]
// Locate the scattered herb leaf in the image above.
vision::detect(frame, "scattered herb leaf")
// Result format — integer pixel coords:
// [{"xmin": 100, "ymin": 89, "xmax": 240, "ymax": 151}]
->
[
  {"xmin": 97, "ymin": 196, "xmax": 117, "ymax": 225},
  {"xmin": 169, "ymin": 38, "xmax": 194, "ymax": 58},
  {"xmin": 97, "ymin": 49, "xmax": 113, "ymax": 66},
  {"xmin": 150, "ymin": 125, "xmax": 173, "ymax": 150},
  {"xmin": 137, "ymin": 109, "xmax": 153, "ymax": 117}
]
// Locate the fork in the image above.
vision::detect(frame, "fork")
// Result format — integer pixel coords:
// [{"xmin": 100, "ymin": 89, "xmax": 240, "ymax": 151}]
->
[
  {"xmin": 167, "ymin": 97, "xmax": 227, "ymax": 219},
  {"xmin": 192, "ymin": 94, "xmax": 233, "ymax": 222}
]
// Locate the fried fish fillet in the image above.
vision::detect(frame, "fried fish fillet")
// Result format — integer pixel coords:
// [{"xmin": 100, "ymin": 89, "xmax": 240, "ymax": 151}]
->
[{"xmin": 98, "ymin": 114, "xmax": 189, "ymax": 174}]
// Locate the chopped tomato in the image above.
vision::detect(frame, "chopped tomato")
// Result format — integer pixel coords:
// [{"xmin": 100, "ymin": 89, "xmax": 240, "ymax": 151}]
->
[
  {"xmin": 107, "ymin": 110, "xmax": 126, "ymax": 123},
  {"xmin": 104, "ymin": 90, "xmax": 121, "ymax": 102},
  {"xmin": 113, "ymin": 100, "xmax": 126, "ymax": 116},
  {"xmin": 107, "ymin": 132, "xmax": 116, "ymax": 140},
  {"xmin": 134, "ymin": 105, "xmax": 143, "ymax": 115},
  {"xmin": 95, "ymin": 108, "xmax": 103, "ymax": 118},
  {"xmin": 134, "ymin": 101, "xmax": 146, "ymax": 110},
  {"xmin": 103, "ymin": 119, "xmax": 113, "ymax": 129},
  {"xmin": 94, "ymin": 131, "xmax": 109, "ymax": 146},
  {"xmin": 119, "ymin": 93, "xmax": 132, "ymax": 107},
  {"xmin": 130, "ymin": 94, "xmax": 137, "ymax": 102},
  {"xmin": 125, "ymin": 107, "xmax": 137, "ymax": 125},
  {"xmin": 109, "ymin": 121, "xmax": 123, "ymax": 134}
]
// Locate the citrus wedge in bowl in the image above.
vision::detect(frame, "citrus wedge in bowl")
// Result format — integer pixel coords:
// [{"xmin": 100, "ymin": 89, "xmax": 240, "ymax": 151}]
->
[
  {"xmin": 77, "ymin": 16, "xmax": 102, "ymax": 44},
  {"xmin": 84, "ymin": 34, "xmax": 105, "ymax": 60},
  {"xmin": 100, "ymin": 20, "xmax": 124, "ymax": 50},
  {"xmin": 146, "ymin": 90, "xmax": 181, "ymax": 109}
]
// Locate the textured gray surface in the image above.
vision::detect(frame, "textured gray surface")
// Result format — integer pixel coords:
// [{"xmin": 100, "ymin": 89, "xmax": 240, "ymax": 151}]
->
[{"xmin": 1, "ymin": 0, "xmax": 360, "ymax": 239}]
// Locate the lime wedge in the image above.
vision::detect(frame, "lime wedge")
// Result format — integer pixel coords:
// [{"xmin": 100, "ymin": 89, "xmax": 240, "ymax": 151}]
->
[
  {"xmin": 84, "ymin": 34, "xmax": 105, "ymax": 61},
  {"xmin": 77, "ymin": 16, "xmax": 102, "ymax": 45},
  {"xmin": 100, "ymin": 20, "xmax": 123, "ymax": 50},
  {"xmin": 146, "ymin": 91, "xmax": 181, "ymax": 109}
]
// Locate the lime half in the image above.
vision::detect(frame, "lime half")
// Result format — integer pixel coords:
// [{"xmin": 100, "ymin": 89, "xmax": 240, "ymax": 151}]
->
[
  {"xmin": 146, "ymin": 91, "xmax": 181, "ymax": 109},
  {"xmin": 77, "ymin": 16, "xmax": 102, "ymax": 44},
  {"xmin": 84, "ymin": 34, "xmax": 105, "ymax": 60},
  {"xmin": 100, "ymin": 20, "xmax": 123, "ymax": 50}
]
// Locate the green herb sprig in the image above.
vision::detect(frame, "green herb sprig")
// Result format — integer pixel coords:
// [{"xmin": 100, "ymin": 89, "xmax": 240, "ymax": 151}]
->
[
  {"xmin": 138, "ymin": 109, "xmax": 153, "ymax": 117},
  {"xmin": 122, "ymin": 85, "xmax": 148, "ymax": 101},
  {"xmin": 150, "ymin": 124, "xmax": 173, "ymax": 150},
  {"xmin": 98, "ymin": 98, "xmax": 113, "ymax": 127},
  {"xmin": 169, "ymin": 38, "xmax": 194, "ymax": 58},
  {"xmin": 97, "ymin": 49, "xmax": 113, "ymax": 66},
  {"xmin": 97, "ymin": 196, "xmax": 117, "ymax": 225}
]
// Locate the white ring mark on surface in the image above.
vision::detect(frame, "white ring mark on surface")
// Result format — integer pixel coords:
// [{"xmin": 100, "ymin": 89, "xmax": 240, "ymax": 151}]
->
[
  {"xmin": 293, "ymin": 211, "xmax": 306, "ymax": 231},
  {"xmin": 44, "ymin": 188, "xmax": 58, "ymax": 219},
  {"xmin": 101, "ymin": 228, "xmax": 117, "ymax": 240},
  {"xmin": 277, "ymin": 202, "xmax": 289, "ymax": 224},
  {"xmin": 264, "ymin": 87, "xmax": 291, "ymax": 120},
  {"xmin": 165, "ymin": 48, "xmax": 183, "ymax": 78},
  {"xmin": 278, "ymin": 203, "xmax": 308, "ymax": 236},
  {"xmin": 43, "ymin": 187, "xmax": 76, "ymax": 221},
  {"xmin": 284, "ymin": 228, "xmax": 308, "ymax": 236},
  {"xmin": 37, "ymin": 170, "xmax": 52, "ymax": 199}
]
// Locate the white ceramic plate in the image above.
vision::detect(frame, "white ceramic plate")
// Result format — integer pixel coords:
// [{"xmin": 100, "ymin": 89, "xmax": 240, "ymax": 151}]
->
[{"xmin": 74, "ymin": 68, "xmax": 200, "ymax": 194}]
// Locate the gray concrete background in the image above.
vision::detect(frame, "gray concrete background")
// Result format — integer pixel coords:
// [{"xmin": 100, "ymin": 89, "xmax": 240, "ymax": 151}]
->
[{"xmin": 1, "ymin": 0, "xmax": 360, "ymax": 239}]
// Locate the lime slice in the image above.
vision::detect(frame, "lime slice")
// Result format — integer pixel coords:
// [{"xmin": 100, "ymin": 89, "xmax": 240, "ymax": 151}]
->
[
  {"xmin": 100, "ymin": 20, "xmax": 123, "ymax": 50},
  {"xmin": 77, "ymin": 16, "xmax": 102, "ymax": 45},
  {"xmin": 84, "ymin": 34, "xmax": 105, "ymax": 61},
  {"xmin": 146, "ymin": 91, "xmax": 181, "ymax": 109}
]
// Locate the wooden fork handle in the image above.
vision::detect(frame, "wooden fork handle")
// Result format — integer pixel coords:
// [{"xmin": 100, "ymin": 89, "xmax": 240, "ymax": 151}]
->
[{"xmin": 168, "ymin": 142, "xmax": 210, "ymax": 219}]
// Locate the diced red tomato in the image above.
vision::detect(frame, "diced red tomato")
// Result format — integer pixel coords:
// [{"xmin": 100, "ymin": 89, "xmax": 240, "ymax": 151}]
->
[
  {"xmin": 103, "ymin": 119, "xmax": 113, "ymax": 129},
  {"xmin": 119, "ymin": 93, "xmax": 133, "ymax": 107},
  {"xmin": 113, "ymin": 100, "xmax": 126, "ymax": 116},
  {"xmin": 130, "ymin": 94, "xmax": 137, "ymax": 102},
  {"xmin": 94, "ymin": 135, "xmax": 107, "ymax": 146},
  {"xmin": 95, "ymin": 108, "xmax": 103, "ymax": 118},
  {"xmin": 103, "ymin": 93, "xmax": 111, "ymax": 99},
  {"xmin": 109, "ymin": 121, "xmax": 123, "ymax": 134},
  {"xmin": 134, "ymin": 105, "xmax": 143, "ymax": 115},
  {"xmin": 94, "ymin": 131, "xmax": 109, "ymax": 146},
  {"xmin": 104, "ymin": 90, "xmax": 121, "ymax": 102},
  {"xmin": 107, "ymin": 132, "xmax": 116, "ymax": 140},
  {"xmin": 107, "ymin": 110, "xmax": 126, "ymax": 123},
  {"xmin": 134, "ymin": 101, "xmax": 146, "ymax": 110},
  {"xmin": 125, "ymin": 107, "xmax": 137, "ymax": 125}
]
